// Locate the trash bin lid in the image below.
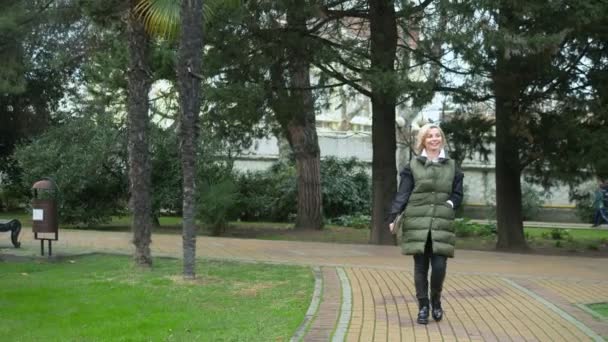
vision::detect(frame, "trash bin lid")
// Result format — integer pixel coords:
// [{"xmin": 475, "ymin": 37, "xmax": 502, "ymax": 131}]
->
[{"xmin": 32, "ymin": 179, "xmax": 55, "ymax": 190}]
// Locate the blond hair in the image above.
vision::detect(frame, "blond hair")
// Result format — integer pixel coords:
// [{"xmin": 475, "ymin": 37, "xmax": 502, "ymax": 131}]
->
[{"xmin": 415, "ymin": 123, "xmax": 446, "ymax": 154}]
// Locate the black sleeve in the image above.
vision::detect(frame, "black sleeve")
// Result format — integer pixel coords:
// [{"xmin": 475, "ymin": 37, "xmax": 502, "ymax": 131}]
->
[
  {"xmin": 448, "ymin": 169, "xmax": 464, "ymax": 209},
  {"xmin": 386, "ymin": 166, "xmax": 414, "ymax": 223}
]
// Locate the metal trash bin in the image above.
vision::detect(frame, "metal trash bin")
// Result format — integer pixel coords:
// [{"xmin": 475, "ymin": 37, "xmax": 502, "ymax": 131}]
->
[{"xmin": 32, "ymin": 178, "xmax": 59, "ymax": 256}]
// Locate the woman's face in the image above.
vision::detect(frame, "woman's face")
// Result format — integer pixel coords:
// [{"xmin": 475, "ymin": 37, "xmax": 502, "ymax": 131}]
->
[{"xmin": 424, "ymin": 128, "xmax": 443, "ymax": 152}]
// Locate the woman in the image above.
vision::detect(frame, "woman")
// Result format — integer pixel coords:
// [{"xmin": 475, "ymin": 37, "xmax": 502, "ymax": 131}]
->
[{"xmin": 387, "ymin": 123, "xmax": 464, "ymax": 325}]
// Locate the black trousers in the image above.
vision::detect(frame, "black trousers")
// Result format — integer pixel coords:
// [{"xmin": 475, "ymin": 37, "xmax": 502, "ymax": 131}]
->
[{"xmin": 413, "ymin": 232, "xmax": 447, "ymax": 307}]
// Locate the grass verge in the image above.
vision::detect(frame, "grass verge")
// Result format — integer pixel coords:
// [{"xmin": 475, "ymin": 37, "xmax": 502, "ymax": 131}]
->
[
  {"xmin": 587, "ymin": 303, "xmax": 608, "ymax": 319},
  {"xmin": 0, "ymin": 254, "xmax": 313, "ymax": 341}
]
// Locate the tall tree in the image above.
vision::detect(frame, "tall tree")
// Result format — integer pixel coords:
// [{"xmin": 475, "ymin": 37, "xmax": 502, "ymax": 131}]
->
[
  {"xmin": 277, "ymin": 1, "xmax": 324, "ymax": 230},
  {"xmin": 126, "ymin": 0, "xmax": 154, "ymax": 267},
  {"xmin": 367, "ymin": 0, "xmax": 398, "ymax": 244},
  {"xmin": 176, "ymin": 0, "xmax": 204, "ymax": 279},
  {"xmin": 199, "ymin": 0, "xmax": 325, "ymax": 230},
  {"xmin": 440, "ymin": 0, "xmax": 608, "ymax": 250},
  {"xmin": 0, "ymin": 0, "xmax": 83, "ymax": 178},
  {"xmin": 313, "ymin": 0, "xmax": 438, "ymax": 244}
]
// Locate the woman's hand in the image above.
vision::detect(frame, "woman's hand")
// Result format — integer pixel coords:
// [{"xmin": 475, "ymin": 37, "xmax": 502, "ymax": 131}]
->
[{"xmin": 389, "ymin": 222, "xmax": 396, "ymax": 234}]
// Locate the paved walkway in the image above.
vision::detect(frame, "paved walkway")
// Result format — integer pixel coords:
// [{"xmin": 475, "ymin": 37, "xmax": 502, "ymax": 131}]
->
[{"xmin": 2, "ymin": 228, "xmax": 607, "ymax": 341}]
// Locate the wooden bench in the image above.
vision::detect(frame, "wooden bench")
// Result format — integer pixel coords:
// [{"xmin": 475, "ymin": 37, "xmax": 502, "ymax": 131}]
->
[{"xmin": 0, "ymin": 219, "xmax": 21, "ymax": 248}]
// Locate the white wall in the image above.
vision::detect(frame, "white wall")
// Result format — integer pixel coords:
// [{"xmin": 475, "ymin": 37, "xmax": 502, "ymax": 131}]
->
[{"xmin": 234, "ymin": 132, "xmax": 575, "ymax": 208}]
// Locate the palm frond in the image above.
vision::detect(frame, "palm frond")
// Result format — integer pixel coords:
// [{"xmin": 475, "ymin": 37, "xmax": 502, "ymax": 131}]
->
[{"xmin": 134, "ymin": 0, "xmax": 242, "ymax": 40}]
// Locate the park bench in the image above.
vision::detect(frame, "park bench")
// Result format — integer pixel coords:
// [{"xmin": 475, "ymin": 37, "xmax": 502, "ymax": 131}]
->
[{"xmin": 0, "ymin": 219, "xmax": 21, "ymax": 248}]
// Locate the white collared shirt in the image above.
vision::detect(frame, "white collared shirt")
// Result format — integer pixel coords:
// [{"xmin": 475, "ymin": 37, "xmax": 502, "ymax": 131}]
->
[{"xmin": 421, "ymin": 148, "xmax": 446, "ymax": 162}]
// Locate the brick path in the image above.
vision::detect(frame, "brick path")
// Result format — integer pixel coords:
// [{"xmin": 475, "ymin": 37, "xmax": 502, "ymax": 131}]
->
[{"xmin": 2, "ymin": 228, "xmax": 607, "ymax": 341}]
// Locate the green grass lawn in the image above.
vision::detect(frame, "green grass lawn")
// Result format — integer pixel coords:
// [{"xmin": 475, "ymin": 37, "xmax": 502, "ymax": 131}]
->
[
  {"xmin": 524, "ymin": 227, "xmax": 608, "ymax": 251},
  {"xmin": 588, "ymin": 303, "xmax": 608, "ymax": 318},
  {"xmin": 0, "ymin": 255, "xmax": 313, "ymax": 341}
]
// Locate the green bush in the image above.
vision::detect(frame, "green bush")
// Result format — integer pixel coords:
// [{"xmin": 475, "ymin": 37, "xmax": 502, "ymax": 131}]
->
[
  {"xmin": 545, "ymin": 228, "xmax": 572, "ymax": 241},
  {"xmin": 320, "ymin": 157, "xmax": 371, "ymax": 218},
  {"xmin": 482, "ymin": 182, "xmax": 545, "ymax": 221},
  {"xmin": 14, "ymin": 116, "xmax": 128, "ymax": 225},
  {"xmin": 454, "ymin": 218, "xmax": 496, "ymax": 237},
  {"xmin": 235, "ymin": 161, "xmax": 297, "ymax": 222},
  {"xmin": 197, "ymin": 177, "xmax": 239, "ymax": 236},
  {"xmin": 329, "ymin": 214, "xmax": 371, "ymax": 229},
  {"xmin": 572, "ymin": 182, "xmax": 595, "ymax": 223},
  {"xmin": 235, "ymin": 158, "xmax": 372, "ymax": 222},
  {"xmin": 521, "ymin": 183, "xmax": 544, "ymax": 220}
]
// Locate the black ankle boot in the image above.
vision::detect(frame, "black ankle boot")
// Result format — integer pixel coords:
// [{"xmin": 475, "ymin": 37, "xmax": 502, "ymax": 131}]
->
[
  {"xmin": 417, "ymin": 305, "xmax": 429, "ymax": 324},
  {"xmin": 431, "ymin": 299, "xmax": 443, "ymax": 321}
]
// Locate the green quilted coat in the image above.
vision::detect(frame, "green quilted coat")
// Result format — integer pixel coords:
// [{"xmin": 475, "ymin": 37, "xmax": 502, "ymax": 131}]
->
[{"xmin": 399, "ymin": 157, "xmax": 456, "ymax": 257}]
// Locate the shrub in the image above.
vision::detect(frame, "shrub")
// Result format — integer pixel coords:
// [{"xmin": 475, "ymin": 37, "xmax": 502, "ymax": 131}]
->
[
  {"xmin": 329, "ymin": 214, "xmax": 371, "ymax": 229},
  {"xmin": 197, "ymin": 177, "xmax": 239, "ymax": 236},
  {"xmin": 235, "ymin": 161, "xmax": 296, "ymax": 222},
  {"xmin": 454, "ymin": 218, "xmax": 496, "ymax": 237},
  {"xmin": 483, "ymin": 182, "xmax": 545, "ymax": 221},
  {"xmin": 14, "ymin": 117, "xmax": 128, "ymax": 225},
  {"xmin": 320, "ymin": 157, "xmax": 371, "ymax": 218},
  {"xmin": 521, "ymin": 183, "xmax": 545, "ymax": 220},
  {"xmin": 549, "ymin": 228, "xmax": 572, "ymax": 241},
  {"xmin": 235, "ymin": 158, "xmax": 372, "ymax": 222},
  {"xmin": 572, "ymin": 182, "xmax": 596, "ymax": 223}
]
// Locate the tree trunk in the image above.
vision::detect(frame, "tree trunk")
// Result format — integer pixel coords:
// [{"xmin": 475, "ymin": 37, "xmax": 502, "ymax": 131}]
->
[
  {"xmin": 177, "ymin": 0, "xmax": 203, "ymax": 279},
  {"xmin": 275, "ymin": 132, "xmax": 292, "ymax": 164},
  {"xmin": 494, "ymin": 94, "xmax": 527, "ymax": 251},
  {"xmin": 288, "ymin": 122, "xmax": 323, "ymax": 230},
  {"xmin": 368, "ymin": 0, "xmax": 398, "ymax": 244},
  {"xmin": 493, "ymin": 3, "xmax": 528, "ymax": 251},
  {"xmin": 285, "ymin": 0, "xmax": 323, "ymax": 230},
  {"xmin": 126, "ymin": 0, "xmax": 153, "ymax": 267}
]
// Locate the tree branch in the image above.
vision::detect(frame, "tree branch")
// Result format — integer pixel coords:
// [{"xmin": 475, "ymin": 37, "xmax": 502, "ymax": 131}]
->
[
  {"xmin": 313, "ymin": 62, "xmax": 372, "ymax": 97},
  {"xmin": 395, "ymin": 0, "xmax": 435, "ymax": 17},
  {"xmin": 435, "ymin": 86, "xmax": 494, "ymax": 102}
]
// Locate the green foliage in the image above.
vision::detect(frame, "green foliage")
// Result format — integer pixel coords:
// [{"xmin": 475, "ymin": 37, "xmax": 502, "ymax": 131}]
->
[
  {"xmin": 0, "ymin": 0, "xmax": 27, "ymax": 94},
  {"xmin": 482, "ymin": 181, "xmax": 545, "ymax": 221},
  {"xmin": 541, "ymin": 228, "xmax": 573, "ymax": 241},
  {"xmin": 235, "ymin": 158, "xmax": 372, "ymax": 222},
  {"xmin": 454, "ymin": 218, "xmax": 496, "ymax": 238},
  {"xmin": 441, "ymin": 109, "xmax": 494, "ymax": 166},
  {"xmin": 521, "ymin": 183, "xmax": 545, "ymax": 220},
  {"xmin": 197, "ymin": 177, "xmax": 239, "ymax": 236},
  {"xmin": 13, "ymin": 116, "xmax": 128, "ymax": 225},
  {"xmin": 320, "ymin": 157, "xmax": 371, "ymax": 218},
  {"xmin": 571, "ymin": 182, "xmax": 596, "ymax": 223},
  {"xmin": 329, "ymin": 214, "xmax": 371, "ymax": 229},
  {"xmin": 0, "ymin": 0, "xmax": 84, "ymax": 170},
  {"xmin": 0, "ymin": 184, "xmax": 26, "ymax": 212},
  {"xmin": 150, "ymin": 126, "xmax": 182, "ymax": 217},
  {"xmin": 587, "ymin": 303, "xmax": 608, "ymax": 318},
  {"xmin": 235, "ymin": 162, "xmax": 297, "ymax": 222}
]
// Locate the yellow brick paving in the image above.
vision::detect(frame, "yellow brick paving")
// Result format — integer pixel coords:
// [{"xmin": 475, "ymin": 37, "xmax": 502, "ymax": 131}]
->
[
  {"xmin": 342, "ymin": 269, "xmax": 596, "ymax": 341},
  {"xmin": 533, "ymin": 279, "xmax": 608, "ymax": 305}
]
